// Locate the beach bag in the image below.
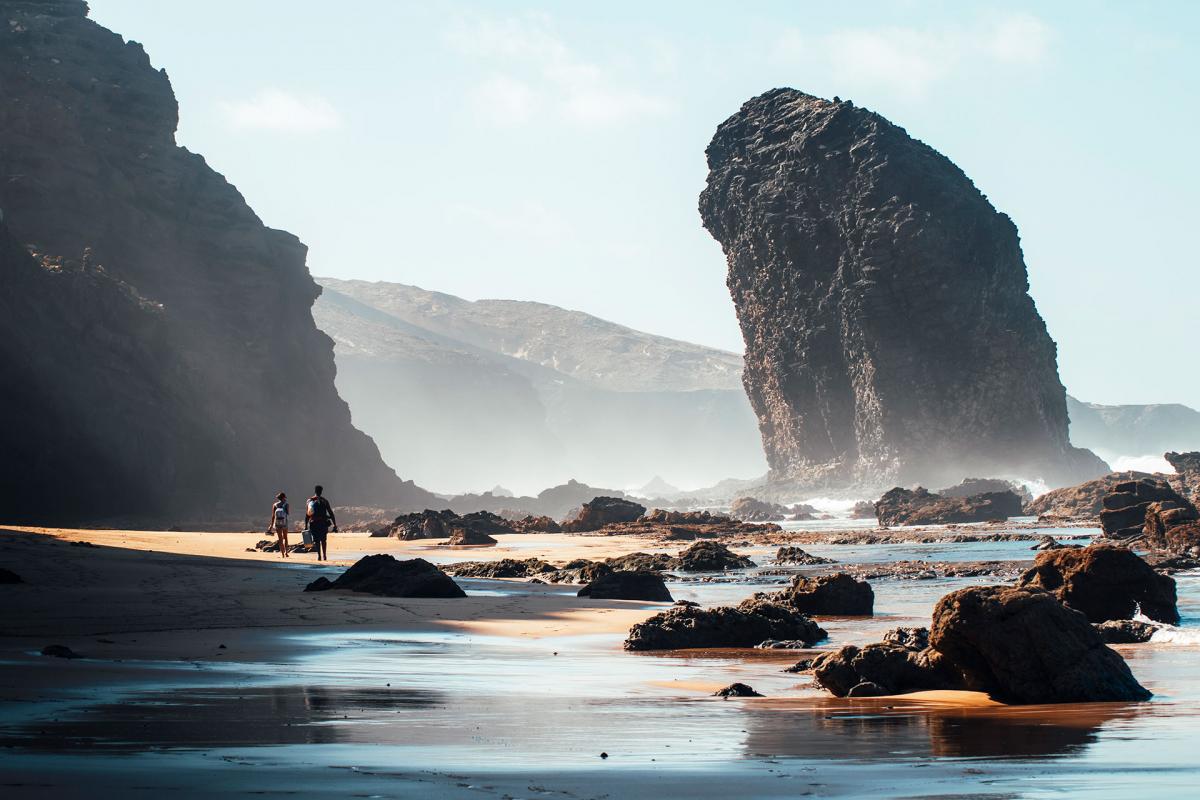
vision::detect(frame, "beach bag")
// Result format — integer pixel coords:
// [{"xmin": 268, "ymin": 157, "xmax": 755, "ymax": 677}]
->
[{"xmin": 302, "ymin": 528, "xmax": 313, "ymax": 545}]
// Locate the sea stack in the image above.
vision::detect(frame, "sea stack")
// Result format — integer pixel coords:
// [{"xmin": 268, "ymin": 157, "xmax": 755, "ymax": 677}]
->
[{"xmin": 699, "ymin": 89, "xmax": 1107, "ymax": 493}]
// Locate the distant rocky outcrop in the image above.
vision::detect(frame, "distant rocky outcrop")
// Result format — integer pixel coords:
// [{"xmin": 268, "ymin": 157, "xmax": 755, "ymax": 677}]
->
[
  {"xmin": 1025, "ymin": 471, "xmax": 1157, "ymax": 519},
  {"xmin": 671, "ymin": 541, "xmax": 755, "ymax": 572},
  {"xmin": 875, "ymin": 488, "xmax": 1023, "ymax": 527},
  {"xmin": 1098, "ymin": 478, "xmax": 1185, "ymax": 539},
  {"xmin": 1166, "ymin": 452, "xmax": 1200, "ymax": 502},
  {"xmin": 938, "ymin": 478, "xmax": 1032, "ymax": 506},
  {"xmin": 562, "ymin": 496, "xmax": 646, "ymax": 532},
  {"xmin": 1016, "ymin": 544, "xmax": 1178, "ymax": 623},
  {"xmin": 0, "ymin": 1, "xmax": 434, "ymax": 523},
  {"xmin": 624, "ymin": 598, "xmax": 827, "ymax": 651},
  {"xmin": 699, "ymin": 88, "xmax": 1107, "ymax": 494},
  {"xmin": 729, "ymin": 497, "xmax": 790, "ymax": 522},
  {"xmin": 387, "ymin": 509, "xmax": 515, "ymax": 540},
  {"xmin": 444, "ymin": 526, "xmax": 497, "ymax": 546},
  {"xmin": 774, "ymin": 546, "xmax": 834, "ymax": 565},
  {"xmin": 304, "ymin": 556, "xmax": 465, "ymax": 598}
]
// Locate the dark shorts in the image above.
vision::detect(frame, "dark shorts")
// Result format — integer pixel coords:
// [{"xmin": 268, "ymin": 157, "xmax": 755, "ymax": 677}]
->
[{"xmin": 310, "ymin": 523, "xmax": 330, "ymax": 543}]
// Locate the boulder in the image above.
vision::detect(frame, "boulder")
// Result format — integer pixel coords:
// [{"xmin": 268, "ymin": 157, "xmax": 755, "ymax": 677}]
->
[
  {"xmin": 562, "ymin": 496, "xmax": 647, "ymax": 532},
  {"xmin": 1094, "ymin": 619, "xmax": 1158, "ymax": 644},
  {"xmin": 1098, "ymin": 478, "xmax": 1186, "ymax": 539},
  {"xmin": 881, "ymin": 627, "xmax": 929, "ymax": 651},
  {"xmin": 606, "ymin": 552, "xmax": 675, "ymax": 572},
  {"xmin": 445, "ymin": 558, "xmax": 555, "ymax": 579},
  {"xmin": 511, "ymin": 515, "xmax": 562, "ymax": 533},
  {"xmin": 770, "ymin": 573, "xmax": 874, "ymax": 615},
  {"xmin": 41, "ymin": 644, "xmax": 83, "ymax": 659},
  {"xmin": 929, "ymin": 586, "xmax": 1151, "ymax": 703},
  {"xmin": 774, "ymin": 546, "xmax": 834, "ymax": 565},
  {"xmin": 0, "ymin": 567, "xmax": 24, "ymax": 584},
  {"xmin": 730, "ymin": 496, "xmax": 789, "ymax": 521},
  {"xmin": 1016, "ymin": 544, "xmax": 1179, "ymax": 623},
  {"xmin": 672, "ymin": 541, "xmax": 755, "ymax": 572},
  {"xmin": 444, "ymin": 526, "xmax": 498, "ymax": 546},
  {"xmin": 577, "ymin": 570, "xmax": 672, "ymax": 602},
  {"xmin": 714, "ymin": 683, "xmax": 763, "ymax": 698},
  {"xmin": 1142, "ymin": 499, "xmax": 1200, "ymax": 553},
  {"xmin": 875, "ymin": 487, "xmax": 1023, "ymax": 527},
  {"xmin": 849, "ymin": 500, "xmax": 876, "ymax": 519},
  {"xmin": 813, "ymin": 643, "xmax": 960, "ymax": 697},
  {"xmin": 643, "ymin": 509, "xmax": 733, "ymax": 525},
  {"xmin": 306, "ymin": 555, "xmax": 466, "ymax": 598},
  {"xmin": 458, "ymin": 511, "xmax": 515, "ymax": 535},
  {"xmin": 624, "ymin": 598, "xmax": 827, "ymax": 651}
]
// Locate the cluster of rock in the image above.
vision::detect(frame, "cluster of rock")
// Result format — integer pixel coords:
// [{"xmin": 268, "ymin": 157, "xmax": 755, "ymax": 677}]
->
[
  {"xmin": 562, "ymin": 497, "xmax": 647, "ymax": 532},
  {"xmin": 1093, "ymin": 478, "xmax": 1200, "ymax": 554},
  {"xmin": 729, "ymin": 497, "xmax": 818, "ymax": 522},
  {"xmin": 384, "ymin": 509, "xmax": 512, "ymax": 543},
  {"xmin": 811, "ymin": 585, "xmax": 1150, "ymax": 703},
  {"xmin": 625, "ymin": 598, "xmax": 827, "ymax": 651},
  {"xmin": 304, "ymin": 556, "xmax": 466, "ymax": 598},
  {"xmin": 699, "ymin": 88, "xmax": 1106, "ymax": 495},
  {"xmin": 874, "ymin": 487, "xmax": 1023, "ymax": 527}
]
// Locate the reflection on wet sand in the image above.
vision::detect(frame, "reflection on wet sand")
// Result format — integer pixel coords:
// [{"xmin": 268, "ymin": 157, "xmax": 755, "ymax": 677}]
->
[{"xmin": 745, "ymin": 696, "xmax": 1149, "ymax": 759}]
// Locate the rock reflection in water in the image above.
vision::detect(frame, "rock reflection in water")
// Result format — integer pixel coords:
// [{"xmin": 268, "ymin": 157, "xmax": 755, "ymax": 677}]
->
[
  {"xmin": 742, "ymin": 699, "xmax": 1145, "ymax": 760},
  {"xmin": 0, "ymin": 685, "xmax": 442, "ymax": 751}
]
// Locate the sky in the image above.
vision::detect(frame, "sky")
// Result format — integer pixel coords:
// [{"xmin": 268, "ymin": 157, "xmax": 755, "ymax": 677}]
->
[{"xmin": 88, "ymin": 0, "xmax": 1200, "ymax": 408}]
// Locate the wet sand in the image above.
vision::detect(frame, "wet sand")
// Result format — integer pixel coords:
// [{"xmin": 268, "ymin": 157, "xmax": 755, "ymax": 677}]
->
[{"xmin": 2, "ymin": 524, "xmax": 1199, "ymax": 798}]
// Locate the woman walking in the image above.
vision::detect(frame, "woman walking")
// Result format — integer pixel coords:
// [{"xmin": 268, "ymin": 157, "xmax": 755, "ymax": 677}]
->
[{"xmin": 269, "ymin": 492, "xmax": 290, "ymax": 558}]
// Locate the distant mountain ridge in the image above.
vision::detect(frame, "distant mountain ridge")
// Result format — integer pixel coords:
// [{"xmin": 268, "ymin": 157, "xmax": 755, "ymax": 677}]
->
[
  {"xmin": 1067, "ymin": 396, "xmax": 1200, "ymax": 461},
  {"xmin": 314, "ymin": 279, "xmax": 765, "ymax": 495}
]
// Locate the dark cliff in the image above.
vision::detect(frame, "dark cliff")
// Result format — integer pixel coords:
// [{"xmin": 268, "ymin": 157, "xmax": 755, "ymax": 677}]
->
[
  {"xmin": 699, "ymin": 89, "xmax": 1107, "ymax": 492},
  {"xmin": 0, "ymin": 0, "xmax": 436, "ymax": 522}
]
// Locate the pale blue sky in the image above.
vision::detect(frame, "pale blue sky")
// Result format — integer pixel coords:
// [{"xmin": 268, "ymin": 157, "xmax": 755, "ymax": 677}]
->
[{"xmin": 89, "ymin": 1, "xmax": 1199, "ymax": 407}]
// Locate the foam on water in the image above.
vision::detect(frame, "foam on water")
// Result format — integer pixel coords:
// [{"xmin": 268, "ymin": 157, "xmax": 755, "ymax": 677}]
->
[{"xmin": 1130, "ymin": 609, "xmax": 1200, "ymax": 645}]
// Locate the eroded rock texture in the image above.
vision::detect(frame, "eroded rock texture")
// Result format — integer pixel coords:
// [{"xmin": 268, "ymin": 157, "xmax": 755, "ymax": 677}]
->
[
  {"xmin": 0, "ymin": 1, "xmax": 433, "ymax": 522},
  {"xmin": 699, "ymin": 89, "xmax": 1106, "ymax": 493}
]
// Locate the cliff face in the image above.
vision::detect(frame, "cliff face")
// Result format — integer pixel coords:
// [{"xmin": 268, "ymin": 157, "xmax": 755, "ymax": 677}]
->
[
  {"xmin": 699, "ymin": 89, "xmax": 1107, "ymax": 492},
  {"xmin": 0, "ymin": 0, "xmax": 435, "ymax": 522}
]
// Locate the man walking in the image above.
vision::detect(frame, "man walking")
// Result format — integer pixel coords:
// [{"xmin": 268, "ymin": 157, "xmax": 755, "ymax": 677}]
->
[{"xmin": 305, "ymin": 485, "xmax": 337, "ymax": 561}]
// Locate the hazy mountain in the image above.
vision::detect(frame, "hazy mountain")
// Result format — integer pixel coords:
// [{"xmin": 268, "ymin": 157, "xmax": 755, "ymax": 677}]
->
[
  {"xmin": 1067, "ymin": 396, "xmax": 1200, "ymax": 466},
  {"xmin": 314, "ymin": 279, "xmax": 766, "ymax": 494}
]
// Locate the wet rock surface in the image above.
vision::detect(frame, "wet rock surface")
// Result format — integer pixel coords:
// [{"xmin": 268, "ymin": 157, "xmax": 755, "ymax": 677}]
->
[
  {"xmin": 1016, "ymin": 544, "xmax": 1179, "ymax": 624},
  {"xmin": 671, "ymin": 541, "xmax": 755, "ymax": 572},
  {"xmin": 813, "ymin": 643, "xmax": 958, "ymax": 697},
  {"xmin": 699, "ymin": 88, "xmax": 1106, "ymax": 494},
  {"xmin": 714, "ymin": 683, "xmax": 763, "ymax": 698},
  {"xmin": 562, "ymin": 497, "xmax": 647, "ymax": 532},
  {"xmin": 774, "ymin": 546, "xmax": 834, "ymax": 565},
  {"xmin": 1094, "ymin": 619, "xmax": 1158, "ymax": 644},
  {"xmin": 768, "ymin": 573, "xmax": 874, "ymax": 615},
  {"xmin": 882, "ymin": 627, "xmax": 929, "ymax": 650},
  {"xmin": 577, "ymin": 571, "xmax": 672, "ymax": 602},
  {"xmin": 875, "ymin": 487, "xmax": 1023, "ymax": 527},
  {"xmin": 624, "ymin": 598, "xmax": 827, "ymax": 651},
  {"xmin": 304, "ymin": 555, "xmax": 466, "ymax": 598}
]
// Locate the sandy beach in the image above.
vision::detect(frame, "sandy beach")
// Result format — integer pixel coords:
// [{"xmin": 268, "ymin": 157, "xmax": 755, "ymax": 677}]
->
[{"xmin": 3, "ymin": 523, "xmax": 1199, "ymax": 798}]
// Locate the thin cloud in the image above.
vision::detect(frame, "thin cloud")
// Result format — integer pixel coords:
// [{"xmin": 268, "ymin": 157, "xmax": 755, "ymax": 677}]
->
[
  {"xmin": 447, "ymin": 12, "xmax": 669, "ymax": 126},
  {"xmin": 221, "ymin": 89, "xmax": 342, "ymax": 133},
  {"xmin": 776, "ymin": 12, "xmax": 1054, "ymax": 100}
]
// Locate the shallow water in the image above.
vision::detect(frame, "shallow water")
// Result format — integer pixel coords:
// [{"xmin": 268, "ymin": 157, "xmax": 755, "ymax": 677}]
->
[{"xmin": 3, "ymin": 536, "xmax": 1199, "ymax": 798}]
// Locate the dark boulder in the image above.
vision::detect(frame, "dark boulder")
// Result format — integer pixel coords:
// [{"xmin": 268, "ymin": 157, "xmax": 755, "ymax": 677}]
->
[
  {"xmin": 1094, "ymin": 619, "xmax": 1158, "ymax": 644},
  {"xmin": 774, "ymin": 546, "xmax": 834, "ymax": 565},
  {"xmin": 1016, "ymin": 544, "xmax": 1179, "ymax": 623},
  {"xmin": 671, "ymin": 541, "xmax": 755, "ymax": 572},
  {"xmin": 458, "ymin": 511, "xmax": 515, "ymax": 535},
  {"xmin": 511, "ymin": 515, "xmax": 562, "ymax": 533},
  {"xmin": 304, "ymin": 576, "xmax": 333, "ymax": 592},
  {"xmin": 813, "ymin": 643, "xmax": 960, "ymax": 697},
  {"xmin": 624, "ymin": 597, "xmax": 826, "ymax": 651},
  {"xmin": 308, "ymin": 555, "xmax": 466, "ymax": 598},
  {"xmin": 1098, "ymin": 478, "xmax": 1185, "ymax": 539},
  {"xmin": 644, "ymin": 509, "xmax": 733, "ymax": 525},
  {"xmin": 929, "ymin": 585, "xmax": 1151, "ymax": 703},
  {"xmin": 875, "ymin": 487, "xmax": 1023, "ymax": 527},
  {"xmin": 714, "ymin": 683, "xmax": 763, "ymax": 698},
  {"xmin": 0, "ymin": 567, "xmax": 23, "ymax": 584},
  {"xmin": 882, "ymin": 626, "xmax": 929, "ymax": 650},
  {"xmin": 578, "ymin": 570, "xmax": 672, "ymax": 602},
  {"xmin": 938, "ymin": 478, "xmax": 1032, "ymax": 505},
  {"xmin": 607, "ymin": 552, "xmax": 675, "ymax": 572},
  {"xmin": 770, "ymin": 573, "xmax": 873, "ymax": 616},
  {"xmin": 562, "ymin": 496, "xmax": 647, "ymax": 532},
  {"xmin": 41, "ymin": 644, "xmax": 83, "ymax": 659},
  {"xmin": 444, "ymin": 526, "xmax": 498, "ymax": 546},
  {"xmin": 445, "ymin": 558, "xmax": 555, "ymax": 579}
]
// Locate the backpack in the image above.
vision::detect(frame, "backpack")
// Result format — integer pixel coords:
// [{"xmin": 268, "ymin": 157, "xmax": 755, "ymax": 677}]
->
[
  {"xmin": 307, "ymin": 496, "xmax": 329, "ymax": 524},
  {"xmin": 273, "ymin": 502, "xmax": 288, "ymax": 525}
]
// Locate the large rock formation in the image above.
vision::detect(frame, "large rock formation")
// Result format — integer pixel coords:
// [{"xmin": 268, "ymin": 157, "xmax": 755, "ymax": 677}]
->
[
  {"xmin": 875, "ymin": 487, "xmax": 1023, "ymax": 526},
  {"xmin": 698, "ymin": 88, "xmax": 1107, "ymax": 493},
  {"xmin": 1025, "ymin": 470, "xmax": 1156, "ymax": 519},
  {"xmin": 0, "ymin": 1, "xmax": 434, "ymax": 523},
  {"xmin": 624, "ymin": 598, "xmax": 827, "ymax": 651},
  {"xmin": 1015, "ymin": 544, "xmax": 1179, "ymax": 624},
  {"xmin": 1098, "ymin": 478, "xmax": 1185, "ymax": 539}
]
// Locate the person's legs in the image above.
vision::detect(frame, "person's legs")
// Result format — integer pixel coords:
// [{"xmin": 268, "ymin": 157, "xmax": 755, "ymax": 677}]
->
[
  {"xmin": 280, "ymin": 528, "xmax": 289, "ymax": 557},
  {"xmin": 312, "ymin": 526, "xmax": 328, "ymax": 560}
]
